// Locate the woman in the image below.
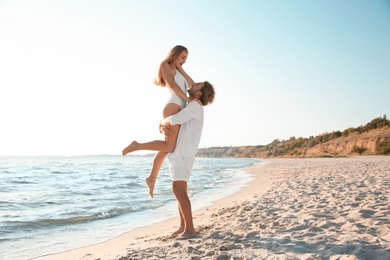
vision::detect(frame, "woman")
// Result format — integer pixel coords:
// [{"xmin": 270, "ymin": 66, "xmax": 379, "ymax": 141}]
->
[{"xmin": 122, "ymin": 45, "xmax": 194, "ymax": 198}]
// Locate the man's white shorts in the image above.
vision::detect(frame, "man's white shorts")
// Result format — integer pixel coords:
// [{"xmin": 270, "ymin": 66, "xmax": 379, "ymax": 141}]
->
[{"xmin": 168, "ymin": 156, "xmax": 196, "ymax": 182}]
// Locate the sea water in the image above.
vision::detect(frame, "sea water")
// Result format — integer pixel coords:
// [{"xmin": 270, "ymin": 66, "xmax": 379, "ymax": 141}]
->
[{"xmin": 0, "ymin": 155, "xmax": 261, "ymax": 260}]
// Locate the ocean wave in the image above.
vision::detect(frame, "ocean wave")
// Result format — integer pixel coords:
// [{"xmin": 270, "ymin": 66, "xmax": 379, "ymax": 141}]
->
[
  {"xmin": 1, "ymin": 204, "xmax": 149, "ymax": 235},
  {"xmin": 50, "ymin": 170, "xmax": 75, "ymax": 174},
  {"xmin": 0, "ymin": 156, "xmax": 259, "ymax": 260},
  {"xmin": 9, "ymin": 180, "xmax": 38, "ymax": 184}
]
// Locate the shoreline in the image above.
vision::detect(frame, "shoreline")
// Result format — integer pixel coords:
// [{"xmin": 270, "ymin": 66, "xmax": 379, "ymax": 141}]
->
[
  {"xmin": 35, "ymin": 156, "xmax": 390, "ymax": 259},
  {"xmin": 33, "ymin": 159, "xmax": 272, "ymax": 260}
]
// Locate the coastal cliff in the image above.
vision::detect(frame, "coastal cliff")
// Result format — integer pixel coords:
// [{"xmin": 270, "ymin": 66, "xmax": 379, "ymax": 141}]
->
[
  {"xmin": 197, "ymin": 116, "xmax": 390, "ymax": 158},
  {"xmin": 302, "ymin": 128, "xmax": 390, "ymax": 157}
]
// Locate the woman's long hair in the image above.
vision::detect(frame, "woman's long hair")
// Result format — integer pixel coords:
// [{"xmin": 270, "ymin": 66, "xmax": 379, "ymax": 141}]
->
[{"xmin": 154, "ymin": 45, "xmax": 188, "ymax": 87}]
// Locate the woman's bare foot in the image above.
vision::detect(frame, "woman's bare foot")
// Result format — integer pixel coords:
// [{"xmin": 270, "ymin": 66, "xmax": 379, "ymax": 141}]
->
[
  {"xmin": 176, "ymin": 231, "xmax": 198, "ymax": 240},
  {"xmin": 122, "ymin": 141, "xmax": 138, "ymax": 156},
  {"xmin": 145, "ymin": 177, "xmax": 156, "ymax": 198}
]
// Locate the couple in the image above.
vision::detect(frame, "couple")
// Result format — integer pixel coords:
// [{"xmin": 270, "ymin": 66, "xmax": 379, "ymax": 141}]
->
[{"xmin": 122, "ymin": 45, "xmax": 215, "ymax": 239}]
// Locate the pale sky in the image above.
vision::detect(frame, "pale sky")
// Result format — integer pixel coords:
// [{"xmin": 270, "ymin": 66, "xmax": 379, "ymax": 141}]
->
[{"xmin": 1, "ymin": 0, "xmax": 389, "ymax": 156}]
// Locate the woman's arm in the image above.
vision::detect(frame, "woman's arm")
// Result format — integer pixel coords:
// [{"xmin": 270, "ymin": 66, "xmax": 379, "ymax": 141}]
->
[
  {"xmin": 177, "ymin": 67, "xmax": 194, "ymax": 89},
  {"xmin": 161, "ymin": 62, "xmax": 191, "ymax": 102}
]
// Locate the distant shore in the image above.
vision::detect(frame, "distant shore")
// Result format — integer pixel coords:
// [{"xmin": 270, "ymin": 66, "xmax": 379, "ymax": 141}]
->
[{"xmin": 36, "ymin": 156, "xmax": 390, "ymax": 260}]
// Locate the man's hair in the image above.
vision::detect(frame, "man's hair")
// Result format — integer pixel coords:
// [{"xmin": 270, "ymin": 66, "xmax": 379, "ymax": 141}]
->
[{"xmin": 199, "ymin": 81, "xmax": 215, "ymax": 106}]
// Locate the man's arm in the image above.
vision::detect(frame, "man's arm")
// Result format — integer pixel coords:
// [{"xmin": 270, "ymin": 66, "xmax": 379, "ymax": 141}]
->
[
  {"xmin": 159, "ymin": 117, "xmax": 175, "ymax": 136},
  {"xmin": 160, "ymin": 117, "xmax": 172, "ymax": 128},
  {"xmin": 159, "ymin": 101, "xmax": 200, "ymax": 135}
]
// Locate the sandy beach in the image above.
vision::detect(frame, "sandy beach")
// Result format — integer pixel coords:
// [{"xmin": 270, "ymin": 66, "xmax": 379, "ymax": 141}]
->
[{"xmin": 36, "ymin": 156, "xmax": 390, "ymax": 260}]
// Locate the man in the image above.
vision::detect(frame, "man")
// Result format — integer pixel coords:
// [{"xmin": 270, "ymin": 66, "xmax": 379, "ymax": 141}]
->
[{"xmin": 160, "ymin": 81, "xmax": 215, "ymax": 239}]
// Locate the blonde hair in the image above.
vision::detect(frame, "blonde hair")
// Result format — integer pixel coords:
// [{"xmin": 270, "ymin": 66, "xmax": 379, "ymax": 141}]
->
[
  {"xmin": 154, "ymin": 45, "xmax": 188, "ymax": 87},
  {"xmin": 199, "ymin": 81, "xmax": 215, "ymax": 106}
]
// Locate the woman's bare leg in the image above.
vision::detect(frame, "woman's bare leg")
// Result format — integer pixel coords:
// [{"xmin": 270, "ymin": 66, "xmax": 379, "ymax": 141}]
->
[
  {"xmin": 145, "ymin": 104, "xmax": 181, "ymax": 197},
  {"xmin": 146, "ymin": 124, "xmax": 180, "ymax": 197},
  {"xmin": 145, "ymin": 151, "xmax": 168, "ymax": 198},
  {"xmin": 122, "ymin": 140, "xmax": 172, "ymax": 156}
]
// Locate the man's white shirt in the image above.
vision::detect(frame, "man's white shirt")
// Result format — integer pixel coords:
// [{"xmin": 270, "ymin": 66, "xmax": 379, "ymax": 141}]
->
[{"xmin": 168, "ymin": 101, "xmax": 204, "ymax": 158}]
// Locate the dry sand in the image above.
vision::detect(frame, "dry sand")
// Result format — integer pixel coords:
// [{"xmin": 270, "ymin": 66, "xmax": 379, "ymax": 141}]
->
[{"xmin": 36, "ymin": 156, "xmax": 390, "ymax": 260}]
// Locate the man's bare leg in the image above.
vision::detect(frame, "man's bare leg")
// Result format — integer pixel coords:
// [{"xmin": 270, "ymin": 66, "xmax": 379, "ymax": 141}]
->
[
  {"xmin": 172, "ymin": 181, "xmax": 197, "ymax": 239},
  {"xmin": 145, "ymin": 151, "xmax": 168, "ymax": 198},
  {"xmin": 172, "ymin": 205, "xmax": 185, "ymax": 236}
]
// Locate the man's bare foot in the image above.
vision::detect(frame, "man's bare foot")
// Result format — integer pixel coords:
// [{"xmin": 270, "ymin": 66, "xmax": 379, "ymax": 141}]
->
[
  {"xmin": 176, "ymin": 231, "xmax": 198, "ymax": 240},
  {"xmin": 171, "ymin": 228, "xmax": 184, "ymax": 237},
  {"xmin": 145, "ymin": 177, "xmax": 156, "ymax": 198},
  {"xmin": 122, "ymin": 141, "xmax": 138, "ymax": 156}
]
